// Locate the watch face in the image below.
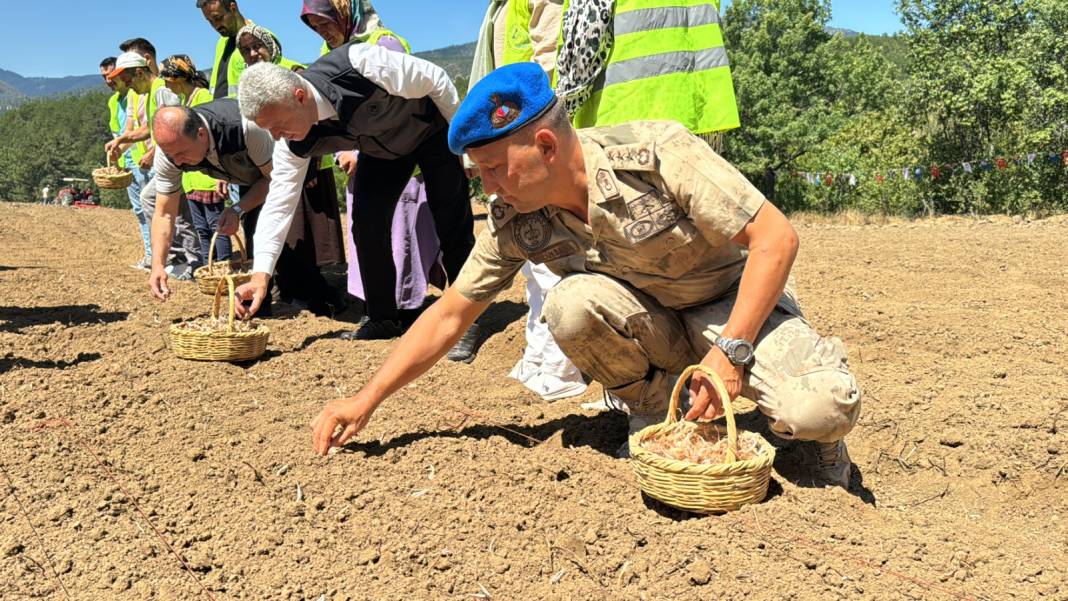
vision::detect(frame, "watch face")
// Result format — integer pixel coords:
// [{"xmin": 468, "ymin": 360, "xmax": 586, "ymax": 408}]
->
[
  {"xmin": 728, "ymin": 340, "xmax": 754, "ymax": 364},
  {"xmin": 734, "ymin": 344, "xmax": 754, "ymax": 363}
]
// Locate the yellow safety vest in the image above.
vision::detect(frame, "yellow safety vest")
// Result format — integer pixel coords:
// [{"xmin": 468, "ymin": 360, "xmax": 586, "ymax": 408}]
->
[
  {"xmin": 145, "ymin": 77, "xmax": 170, "ymax": 141},
  {"xmin": 125, "ymin": 90, "xmax": 149, "ymax": 165},
  {"xmin": 181, "ymin": 87, "xmax": 223, "ymax": 194},
  {"xmin": 569, "ymin": 0, "xmax": 740, "ymax": 134},
  {"xmin": 503, "ymin": 1, "xmax": 535, "ymax": 65},
  {"xmin": 318, "ymin": 28, "xmax": 412, "ymax": 57},
  {"xmin": 107, "ymin": 92, "xmax": 128, "ymax": 169}
]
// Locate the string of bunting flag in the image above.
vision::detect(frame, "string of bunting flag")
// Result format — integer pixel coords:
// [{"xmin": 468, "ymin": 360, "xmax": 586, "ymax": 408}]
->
[{"xmin": 778, "ymin": 150, "xmax": 1068, "ymax": 187}]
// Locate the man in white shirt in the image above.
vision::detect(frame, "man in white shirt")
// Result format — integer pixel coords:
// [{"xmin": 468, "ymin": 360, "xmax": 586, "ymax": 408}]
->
[{"xmin": 235, "ymin": 42, "xmax": 478, "ymax": 353}]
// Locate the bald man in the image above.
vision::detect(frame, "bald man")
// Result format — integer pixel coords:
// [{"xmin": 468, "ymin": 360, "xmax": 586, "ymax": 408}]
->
[{"xmin": 146, "ymin": 100, "xmax": 274, "ymax": 302}]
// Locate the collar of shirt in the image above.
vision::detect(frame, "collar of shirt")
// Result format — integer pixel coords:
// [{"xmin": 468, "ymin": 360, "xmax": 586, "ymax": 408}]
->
[{"xmin": 309, "ymin": 83, "xmax": 338, "ymax": 122}]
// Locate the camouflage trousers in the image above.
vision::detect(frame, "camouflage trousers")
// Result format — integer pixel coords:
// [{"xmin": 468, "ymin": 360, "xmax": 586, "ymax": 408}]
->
[{"xmin": 541, "ymin": 274, "xmax": 861, "ymax": 443}]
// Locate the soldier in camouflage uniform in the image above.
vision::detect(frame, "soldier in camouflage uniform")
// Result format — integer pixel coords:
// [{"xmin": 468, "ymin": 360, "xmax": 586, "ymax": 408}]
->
[{"xmin": 310, "ymin": 63, "xmax": 861, "ymax": 488}]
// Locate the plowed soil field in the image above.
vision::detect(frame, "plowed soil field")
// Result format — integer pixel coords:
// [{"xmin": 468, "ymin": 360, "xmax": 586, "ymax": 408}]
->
[{"xmin": 1, "ymin": 202, "xmax": 1066, "ymax": 600}]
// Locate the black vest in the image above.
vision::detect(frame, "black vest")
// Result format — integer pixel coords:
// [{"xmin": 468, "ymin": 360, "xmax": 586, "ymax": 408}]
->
[
  {"xmin": 175, "ymin": 98, "xmax": 265, "ymax": 187},
  {"xmin": 286, "ymin": 43, "xmax": 445, "ymax": 161}
]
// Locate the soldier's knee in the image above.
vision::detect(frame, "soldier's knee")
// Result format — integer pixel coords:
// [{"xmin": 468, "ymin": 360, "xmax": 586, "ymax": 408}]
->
[
  {"xmin": 542, "ymin": 275, "xmax": 598, "ymax": 345},
  {"xmin": 768, "ymin": 368, "xmax": 861, "ymax": 443}
]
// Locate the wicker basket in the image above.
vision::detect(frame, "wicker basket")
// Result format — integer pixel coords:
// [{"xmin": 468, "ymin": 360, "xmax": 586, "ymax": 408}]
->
[
  {"xmin": 194, "ymin": 232, "xmax": 253, "ymax": 295},
  {"xmin": 92, "ymin": 158, "xmax": 133, "ymax": 189},
  {"xmin": 629, "ymin": 364, "xmax": 776, "ymax": 514},
  {"xmin": 170, "ymin": 275, "xmax": 269, "ymax": 362}
]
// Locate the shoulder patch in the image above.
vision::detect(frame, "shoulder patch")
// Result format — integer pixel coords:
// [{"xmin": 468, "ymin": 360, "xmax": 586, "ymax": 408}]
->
[
  {"xmin": 604, "ymin": 142, "xmax": 657, "ymax": 172},
  {"xmin": 487, "ymin": 199, "xmax": 518, "ymax": 233}
]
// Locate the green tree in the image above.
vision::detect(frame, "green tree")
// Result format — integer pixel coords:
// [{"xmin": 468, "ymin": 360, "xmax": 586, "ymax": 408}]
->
[
  {"xmin": 721, "ymin": 0, "xmax": 893, "ymax": 208},
  {"xmin": 898, "ymin": 0, "xmax": 1068, "ymax": 213},
  {"xmin": 0, "ymin": 91, "xmax": 117, "ymax": 205}
]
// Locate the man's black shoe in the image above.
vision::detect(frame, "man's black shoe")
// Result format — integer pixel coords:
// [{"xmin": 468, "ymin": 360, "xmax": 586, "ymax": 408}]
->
[
  {"xmin": 446, "ymin": 323, "xmax": 481, "ymax": 363},
  {"xmin": 340, "ymin": 318, "xmax": 404, "ymax": 341}
]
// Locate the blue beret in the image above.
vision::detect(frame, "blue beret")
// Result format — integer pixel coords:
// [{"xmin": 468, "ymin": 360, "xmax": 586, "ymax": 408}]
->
[{"xmin": 448, "ymin": 62, "xmax": 557, "ymax": 155}]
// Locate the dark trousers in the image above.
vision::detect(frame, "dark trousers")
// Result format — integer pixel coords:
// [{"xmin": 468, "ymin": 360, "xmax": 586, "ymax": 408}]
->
[
  {"xmin": 352, "ymin": 128, "xmax": 475, "ymax": 321},
  {"xmin": 187, "ymin": 199, "xmax": 231, "ymax": 263}
]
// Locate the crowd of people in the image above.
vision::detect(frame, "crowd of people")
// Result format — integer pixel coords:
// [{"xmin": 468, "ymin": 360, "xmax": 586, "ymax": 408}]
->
[{"xmin": 98, "ymin": 0, "xmax": 861, "ymax": 487}]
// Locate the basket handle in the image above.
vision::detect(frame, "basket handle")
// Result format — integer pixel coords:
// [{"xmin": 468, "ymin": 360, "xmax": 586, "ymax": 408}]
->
[
  {"xmin": 666, "ymin": 364, "xmax": 739, "ymax": 463},
  {"xmin": 206, "ymin": 232, "xmax": 247, "ymax": 269},
  {"xmin": 210, "ymin": 275, "xmax": 238, "ymax": 333}
]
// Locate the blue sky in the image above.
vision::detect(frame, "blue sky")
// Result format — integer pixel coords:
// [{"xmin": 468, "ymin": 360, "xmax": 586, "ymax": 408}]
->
[{"xmin": 0, "ymin": 1, "xmax": 903, "ymax": 78}]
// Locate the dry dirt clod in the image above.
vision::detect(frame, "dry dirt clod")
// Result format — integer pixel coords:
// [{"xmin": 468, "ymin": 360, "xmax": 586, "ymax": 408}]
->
[
  {"xmin": 357, "ymin": 548, "xmax": 379, "ymax": 565},
  {"xmin": 688, "ymin": 559, "xmax": 713, "ymax": 585}
]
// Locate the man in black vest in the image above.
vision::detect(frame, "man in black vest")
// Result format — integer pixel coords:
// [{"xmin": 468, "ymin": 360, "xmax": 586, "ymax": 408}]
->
[
  {"xmin": 235, "ymin": 42, "xmax": 479, "ymax": 359},
  {"xmin": 146, "ymin": 100, "xmax": 274, "ymax": 305}
]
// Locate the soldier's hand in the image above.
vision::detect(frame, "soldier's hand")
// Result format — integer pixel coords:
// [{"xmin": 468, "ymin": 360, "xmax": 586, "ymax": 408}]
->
[
  {"xmin": 310, "ymin": 395, "xmax": 378, "ymax": 456},
  {"xmin": 337, "ymin": 152, "xmax": 357, "ymax": 177},
  {"xmin": 216, "ymin": 180, "xmax": 230, "ymax": 196},
  {"xmin": 685, "ymin": 349, "xmax": 744, "ymax": 421}
]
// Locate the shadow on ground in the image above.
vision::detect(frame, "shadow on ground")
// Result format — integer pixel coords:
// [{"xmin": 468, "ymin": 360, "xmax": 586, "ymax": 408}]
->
[
  {"xmin": 0, "ymin": 352, "xmax": 102, "ymax": 375},
  {"xmin": 0, "ymin": 305, "xmax": 128, "ymax": 334}
]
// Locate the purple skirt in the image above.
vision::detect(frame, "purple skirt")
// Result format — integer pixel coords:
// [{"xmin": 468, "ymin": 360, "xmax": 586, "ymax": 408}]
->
[{"xmin": 345, "ymin": 173, "xmax": 446, "ymax": 309}]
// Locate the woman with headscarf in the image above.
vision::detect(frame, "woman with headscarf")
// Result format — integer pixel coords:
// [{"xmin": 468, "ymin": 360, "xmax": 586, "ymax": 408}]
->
[
  {"xmin": 236, "ymin": 23, "xmax": 305, "ymax": 73},
  {"xmin": 234, "ymin": 23, "xmax": 347, "ymax": 316},
  {"xmin": 160, "ymin": 54, "xmax": 229, "ymax": 264},
  {"xmin": 301, "ymin": 0, "xmax": 448, "ymax": 342}
]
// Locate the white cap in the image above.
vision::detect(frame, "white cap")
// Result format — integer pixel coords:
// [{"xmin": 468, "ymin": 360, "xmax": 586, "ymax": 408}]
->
[{"xmin": 108, "ymin": 51, "xmax": 149, "ymax": 80}]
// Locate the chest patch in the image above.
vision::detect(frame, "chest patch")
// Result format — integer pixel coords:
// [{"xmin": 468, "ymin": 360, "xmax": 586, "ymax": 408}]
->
[
  {"xmin": 512, "ymin": 211, "xmax": 553, "ymax": 253},
  {"xmin": 623, "ymin": 192, "xmax": 683, "ymax": 244}
]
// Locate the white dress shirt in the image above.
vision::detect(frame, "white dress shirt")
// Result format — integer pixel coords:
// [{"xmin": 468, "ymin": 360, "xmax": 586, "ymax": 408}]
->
[{"xmin": 251, "ymin": 43, "xmax": 459, "ymax": 275}]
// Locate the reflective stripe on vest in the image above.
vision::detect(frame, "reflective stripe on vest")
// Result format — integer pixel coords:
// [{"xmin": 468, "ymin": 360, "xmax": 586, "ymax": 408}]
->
[
  {"xmin": 572, "ymin": 0, "xmax": 740, "ymax": 135},
  {"xmin": 182, "ymin": 88, "xmax": 222, "ymax": 193}
]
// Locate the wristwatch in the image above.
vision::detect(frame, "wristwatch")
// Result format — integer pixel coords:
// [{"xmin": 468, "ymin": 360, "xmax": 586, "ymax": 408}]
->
[
  {"xmin": 230, "ymin": 203, "xmax": 245, "ymax": 217},
  {"xmin": 714, "ymin": 336, "xmax": 755, "ymax": 366}
]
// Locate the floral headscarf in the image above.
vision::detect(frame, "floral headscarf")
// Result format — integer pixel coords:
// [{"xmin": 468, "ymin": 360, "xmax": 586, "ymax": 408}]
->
[
  {"xmin": 237, "ymin": 23, "xmax": 283, "ymax": 64},
  {"xmin": 160, "ymin": 54, "xmax": 210, "ymax": 89},
  {"xmin": 301, "ymin": 0, "xmax": 384, "ymax": 44}
]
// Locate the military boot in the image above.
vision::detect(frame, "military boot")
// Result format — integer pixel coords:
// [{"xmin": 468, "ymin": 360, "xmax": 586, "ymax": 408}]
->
[
  {"xmin": 446, "ymin": 323, "xmax": 482, "ymax": 363},
  {"xmin": 802, "ymin": 439, "xmax": 852, "ymax": 489},
  {"xmin": 613, "ymin": 370, "xmax": 685, "ymax": 459}
]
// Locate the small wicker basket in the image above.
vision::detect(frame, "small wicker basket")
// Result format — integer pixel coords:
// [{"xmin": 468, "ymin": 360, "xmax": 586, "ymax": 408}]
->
[
  {"xmin": 92, "ymin": 157, "xmax": 133, "ymax": 189},
  {"xmin": 629, "ymin": 364, "xmax": 776, "ymax": 514},
  {"xmin": 194, "ymin": 232, "xmax": 253, "ymax": 296},
  {"xmin": 170, "ymin": 275, "xmax": 269, "ymax": 362}
]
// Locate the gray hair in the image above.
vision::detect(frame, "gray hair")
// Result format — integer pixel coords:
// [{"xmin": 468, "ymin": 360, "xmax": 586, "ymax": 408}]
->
[{"xmin": 238, "ymin": 62, "xmax": 307, "ymax": 120}]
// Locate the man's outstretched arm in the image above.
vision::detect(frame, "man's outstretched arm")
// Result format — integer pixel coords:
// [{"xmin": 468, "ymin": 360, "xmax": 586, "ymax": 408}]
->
[{"xmin": 310, "ymin": 287, "xmax": 490, "ymax": 455}]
